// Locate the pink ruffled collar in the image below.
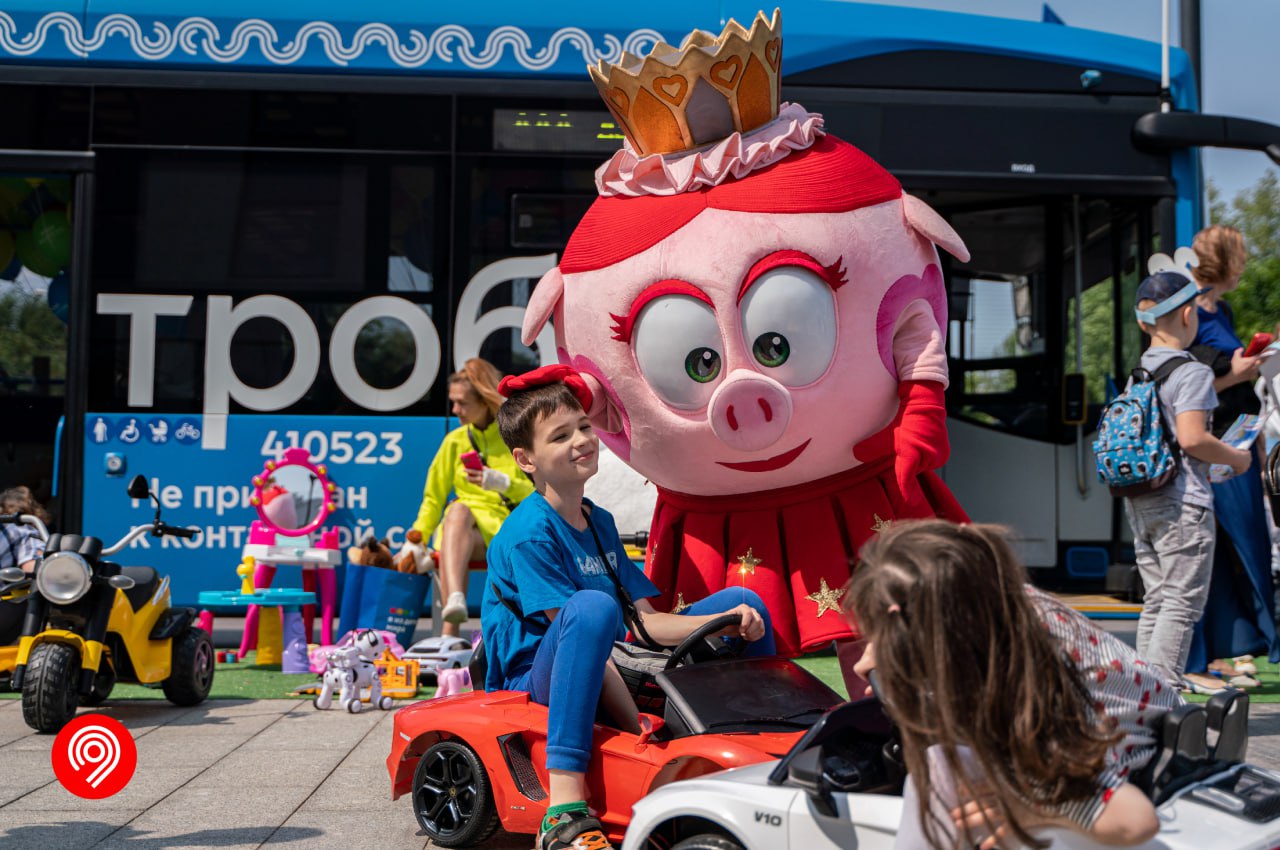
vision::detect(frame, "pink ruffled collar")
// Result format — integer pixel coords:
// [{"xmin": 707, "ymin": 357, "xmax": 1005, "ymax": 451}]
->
[{"xmin": 595, "ymin": 102, "xmax": 825, "ymax": 198}]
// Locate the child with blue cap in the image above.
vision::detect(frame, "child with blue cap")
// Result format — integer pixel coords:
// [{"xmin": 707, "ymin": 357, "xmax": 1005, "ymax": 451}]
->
[{"xmin": 1126, "ymin": 265, "xmax": 1253, "ymax": 693}]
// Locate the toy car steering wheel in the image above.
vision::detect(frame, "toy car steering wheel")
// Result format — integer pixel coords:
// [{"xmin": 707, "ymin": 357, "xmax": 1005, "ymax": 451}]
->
[{"xmin": 664, "ymin": 612, "xmax": 745, "ymax": 670}]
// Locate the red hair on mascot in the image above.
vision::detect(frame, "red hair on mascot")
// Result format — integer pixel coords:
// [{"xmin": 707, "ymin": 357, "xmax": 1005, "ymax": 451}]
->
[{"xmin": 521, "ymin": 10, "xmax": 968, "ymax": 691}]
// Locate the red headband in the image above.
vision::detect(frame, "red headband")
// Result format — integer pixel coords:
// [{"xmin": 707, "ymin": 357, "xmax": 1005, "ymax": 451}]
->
[{"xmin": 498, "ymin": 365, "xmax": 594, "ymax": 412}]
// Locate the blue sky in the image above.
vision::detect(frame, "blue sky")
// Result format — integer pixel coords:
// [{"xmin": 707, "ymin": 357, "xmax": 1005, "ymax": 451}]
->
[{"xmin": 866, "ymin": 0, "xmax": 1279, "ymax": 205}]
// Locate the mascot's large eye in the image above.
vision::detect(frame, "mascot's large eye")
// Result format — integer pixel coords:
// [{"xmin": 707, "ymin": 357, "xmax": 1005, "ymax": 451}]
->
[
  {"xmin": 685, "ymin": 348, "xmax": 722, "ymax": 383},
  {"xmin": 633, "ymin": 295, "xmax": 725, "ymax": 409},
  {"xmin": 752, "ymin": 333, "xmax": 790, "ymax": 368},
  {"xmin": 740, "ymin": 267, "xmax": 837, "ymax": 386}
]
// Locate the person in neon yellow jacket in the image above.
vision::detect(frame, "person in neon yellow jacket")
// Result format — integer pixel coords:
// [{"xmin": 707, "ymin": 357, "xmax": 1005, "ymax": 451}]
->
[{"xmin": 414, "ymin": 359, "xmax": 533, "ymax": 636}]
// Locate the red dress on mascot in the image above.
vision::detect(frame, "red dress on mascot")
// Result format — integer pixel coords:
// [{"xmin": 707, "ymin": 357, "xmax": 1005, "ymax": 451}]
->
[{"xmin": 520, "ymin": 10, "xmax": 968, "ymax": 687}]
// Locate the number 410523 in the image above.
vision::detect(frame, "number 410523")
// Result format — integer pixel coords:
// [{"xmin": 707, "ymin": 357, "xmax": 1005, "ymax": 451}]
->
[{"xmin": 259, "ymin": 430, "xmax": 404, "ymax": 466}]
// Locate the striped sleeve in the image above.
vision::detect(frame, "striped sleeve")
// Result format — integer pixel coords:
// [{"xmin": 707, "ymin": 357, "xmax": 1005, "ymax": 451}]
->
[{"xmin": 1056, "ymin": 767, "xmax": 1126, "ymax": 830}]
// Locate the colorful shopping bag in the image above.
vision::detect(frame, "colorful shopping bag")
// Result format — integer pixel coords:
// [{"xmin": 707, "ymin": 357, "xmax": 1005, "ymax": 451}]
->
[{"xmin": 337, "ymin": 562, "xmax": 429, "ymax": 647}]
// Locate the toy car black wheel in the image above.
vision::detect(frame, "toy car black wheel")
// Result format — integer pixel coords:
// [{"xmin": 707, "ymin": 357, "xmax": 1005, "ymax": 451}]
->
[
  {"xmin": 412, "ymin": 739, "xmax": 499, "ymax": 847},
  {"xmin": 671, "ymin": 834, "xmax": 745, "ymax": 850},
  {"xmin": 82, "ymin": 659, "xmax": 116, "ymax": 707},
  {"xmin": 21, "ymin": 642, "xmax": 81, "ymax": 734},
  {"xmin": 162, "ymin": 626, "xmax": 214, "ymax": 706}
]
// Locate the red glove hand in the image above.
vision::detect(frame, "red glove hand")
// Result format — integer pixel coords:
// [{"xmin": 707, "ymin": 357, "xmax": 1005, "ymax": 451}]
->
[{"xmin": 853, "ymin": 380, "xmax": 950, "ymax": 505}]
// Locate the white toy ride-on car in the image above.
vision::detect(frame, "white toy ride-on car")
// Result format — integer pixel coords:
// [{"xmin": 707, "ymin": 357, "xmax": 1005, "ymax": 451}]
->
[
  {"xmin": 622, "ymin": 689, "xmax": 1280, "ymax": 850},
  {"xmin": 401, "ymin": 635, "xmax": 474, "ymax": 682}
]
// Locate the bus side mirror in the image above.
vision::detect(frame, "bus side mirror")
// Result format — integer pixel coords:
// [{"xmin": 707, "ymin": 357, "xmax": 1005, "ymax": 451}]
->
[
  {"xmin": 1062, "ymin": 373, "xmax": 1087, "ymax": 425},
  {"xmin": 1133, "ymin": 111, "xmax": 1280, "ymax": 167}
]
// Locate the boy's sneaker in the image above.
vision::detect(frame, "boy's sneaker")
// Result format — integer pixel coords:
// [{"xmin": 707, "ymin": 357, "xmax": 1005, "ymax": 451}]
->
[
  {"xmin": 538, "ymin": 811, "xmax": 614, "ymax": 850},
  {"xmin": 442, "ymin": 591, "xmax": 468, "ymax": 624}
]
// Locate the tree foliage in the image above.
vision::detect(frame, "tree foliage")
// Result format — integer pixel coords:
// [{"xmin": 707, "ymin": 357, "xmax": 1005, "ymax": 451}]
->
[
  {"xmin": 1211, "ymin": 170, "xmax": 1280, "ymax": 341},
  {"xmin": 1065, "ymin": 280, "xmax": 1119, "ymax": 404},
  {"xmin": 0, "ymin": 287, "xmax": 66, "ymax": 392}
]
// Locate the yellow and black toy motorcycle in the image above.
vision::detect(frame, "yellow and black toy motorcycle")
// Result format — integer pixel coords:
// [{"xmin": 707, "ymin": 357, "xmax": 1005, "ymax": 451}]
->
[{"xmin": 0, "ymin": 475, "xmax": 214, "ymax": 733}]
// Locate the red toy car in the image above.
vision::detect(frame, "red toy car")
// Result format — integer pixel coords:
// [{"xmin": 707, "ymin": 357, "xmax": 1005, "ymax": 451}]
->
[{"xmin": 387, "ymin": 615, "xmax": 844, "ymax": 847}]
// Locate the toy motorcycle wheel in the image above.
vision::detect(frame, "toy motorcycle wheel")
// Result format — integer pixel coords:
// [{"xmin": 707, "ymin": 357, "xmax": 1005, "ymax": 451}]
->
[
  {"xmin": 412, "ymin": 739, "xmax": 499, "ymax": 847},
  {"xmin": 22, "ymin": 642, "xmax": 81, "ymax": 734},
  {"xmin": 162, "ymin": 626, "xmax": 214, "ymax": 706}
]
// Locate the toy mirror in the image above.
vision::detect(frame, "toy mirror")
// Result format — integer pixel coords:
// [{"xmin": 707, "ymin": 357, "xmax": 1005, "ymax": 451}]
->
[{"xmin": 250, "ymin": 447, "xmax": 337, "ymax": 538}]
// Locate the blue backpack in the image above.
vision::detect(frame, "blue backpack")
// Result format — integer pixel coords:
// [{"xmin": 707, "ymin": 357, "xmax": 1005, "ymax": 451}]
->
[{"xmin": 1092, "ymin": 356, "xmax": 1195, "ymax": 497}]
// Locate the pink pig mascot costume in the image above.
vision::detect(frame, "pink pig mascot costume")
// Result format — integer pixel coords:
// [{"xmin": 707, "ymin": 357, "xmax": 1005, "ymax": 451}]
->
[{"xmin": 521, "ymin": 10, "xmax": 969, "ymax": 676}]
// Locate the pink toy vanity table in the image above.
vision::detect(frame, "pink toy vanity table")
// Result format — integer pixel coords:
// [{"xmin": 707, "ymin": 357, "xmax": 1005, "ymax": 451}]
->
[{"xmin": 236, "ymin": 447, "xmax": 342, "ymax": 659}]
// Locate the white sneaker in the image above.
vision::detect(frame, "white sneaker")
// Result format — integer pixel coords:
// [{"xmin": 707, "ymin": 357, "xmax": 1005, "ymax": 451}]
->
[{"xmin": 442, "ymin": 591, "xmax": 468, "ymax": 625}]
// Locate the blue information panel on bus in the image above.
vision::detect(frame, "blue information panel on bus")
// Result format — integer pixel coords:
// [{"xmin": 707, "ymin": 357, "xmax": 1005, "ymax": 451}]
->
[{"xmin": 82, "ymin": 414, "xmax": 449, "ymax": 605}]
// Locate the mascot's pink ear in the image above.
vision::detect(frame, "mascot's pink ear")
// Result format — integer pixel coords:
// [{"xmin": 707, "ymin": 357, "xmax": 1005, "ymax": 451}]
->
[
  {"xmin": 903, "ymin": 194, "xmax": 970, "ymax": 263},
  {"xmin": 521, "ymin": 265, "xmax": 564, "ymax": 347}
]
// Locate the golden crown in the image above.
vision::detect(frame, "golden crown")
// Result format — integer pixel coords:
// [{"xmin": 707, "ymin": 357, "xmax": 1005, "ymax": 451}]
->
[{"xmin": 589, "ymin": 9, "xmax": 782, "ymax": 157}]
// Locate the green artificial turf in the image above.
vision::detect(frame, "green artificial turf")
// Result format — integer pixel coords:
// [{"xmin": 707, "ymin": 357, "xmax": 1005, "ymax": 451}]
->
[
  {"xmin": 1182, "ymin": 656, "xmax": 1280, "ymax": 703},
  {"xmin": 0, "ymin": 651, "xmax": 437, "ymax": 702},
  {"xmin": 3, "ymin": 650, "xmax": 1271, "ymax": 705},
  {"xmin": 796, "ymin": 654, "xmax": 1280, "ymax": 703},
  {"xmin": 794, "ymin": 654, "xmax": 850, "ymax": 700}
]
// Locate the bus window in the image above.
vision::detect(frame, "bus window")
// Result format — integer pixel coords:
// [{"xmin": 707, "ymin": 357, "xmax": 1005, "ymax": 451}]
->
[
  {"xmin": 0, "ymin": 174, "xmax": 72, "ymax": 504},
  {"xmin": 90, "ymin": 151, "xmax": 450, "ymax": 415},
  {"xmin": 0, "ymin": 176, "xmax": 69, "ymax": 400},
  {"xmin": 946, "ymin": 205, "xmax": 1051, "ymax": 440},
  {"xmin": 1063, "ymin": 201, "xmax": 1148, "ymax": 426},
  {"xmin": 453, "ymin": 149, "xmax": 598, "ymax": 379}
]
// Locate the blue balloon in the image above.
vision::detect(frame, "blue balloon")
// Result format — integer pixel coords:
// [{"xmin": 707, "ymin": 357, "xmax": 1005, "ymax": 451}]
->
[
  {"xmin": 0, "ymin": 254, "xmax": 20, "ymax": 281},
  {"xmin": 47, "ymin": 272, "xmax": 69, "ymax": 323}
]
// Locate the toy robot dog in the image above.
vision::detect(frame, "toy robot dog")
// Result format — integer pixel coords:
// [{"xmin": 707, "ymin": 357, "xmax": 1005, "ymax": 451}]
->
[{"xmin": 314, "ymin": 629, "xmax": 394, "ymax": 713}]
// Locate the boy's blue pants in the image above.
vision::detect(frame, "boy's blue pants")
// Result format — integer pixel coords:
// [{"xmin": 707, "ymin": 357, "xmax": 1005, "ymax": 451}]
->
[{"xmin": 511, "ymin": 587, "xmax": 775, "ymax": 773}]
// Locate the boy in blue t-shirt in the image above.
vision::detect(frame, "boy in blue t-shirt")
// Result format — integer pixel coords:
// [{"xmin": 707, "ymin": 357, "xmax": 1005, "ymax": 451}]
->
[{"xmin": 483, "ymin": 365, "xmax": 775, "ymax": 850}]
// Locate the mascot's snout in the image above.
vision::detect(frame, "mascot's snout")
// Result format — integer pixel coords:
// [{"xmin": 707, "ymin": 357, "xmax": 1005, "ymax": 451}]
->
[{"xmin": 708, "ymin": 370, "xmax": 792, "ymax": 452}]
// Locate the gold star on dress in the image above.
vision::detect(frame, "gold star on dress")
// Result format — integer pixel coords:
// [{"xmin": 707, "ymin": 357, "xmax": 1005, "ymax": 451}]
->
[
  {"xmin": 871, "ymin": 514, "xmax": 893, "ymax": 533},
  {"xmin": 671, "ymin": 592, "xmax": 691, "ymax": 614},
  {"xmin": 736, "ymin": 548, "xmax": 762, "ymax": 575},
  {"xmin": 806, "ymin": 577, "xmax": 846, "ymax": 618}
]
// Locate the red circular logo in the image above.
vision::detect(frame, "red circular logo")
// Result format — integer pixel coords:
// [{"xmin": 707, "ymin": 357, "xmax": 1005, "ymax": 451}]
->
[{"xmin": 51, "ymin": 714, "xmax": 138, "ymax": 799}]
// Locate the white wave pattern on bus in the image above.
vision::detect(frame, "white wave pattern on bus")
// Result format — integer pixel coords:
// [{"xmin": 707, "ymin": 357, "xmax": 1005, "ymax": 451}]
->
[{"xmin": 0, "ymin": 12, "xmax": 665, "ymax": 70}]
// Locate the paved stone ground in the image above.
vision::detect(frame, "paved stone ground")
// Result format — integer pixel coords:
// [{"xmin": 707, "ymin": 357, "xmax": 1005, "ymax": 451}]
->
[
  {"xmin": 0, "ymin": 697, "xmax": 536, "ymax": 850},
  {"xmin": 3, "ymin": 697, "xmax": 1279, "ymax": 850},
  {"xmin": 3, "ymin": 617, "xmax": 1277, "ymax": 849}
]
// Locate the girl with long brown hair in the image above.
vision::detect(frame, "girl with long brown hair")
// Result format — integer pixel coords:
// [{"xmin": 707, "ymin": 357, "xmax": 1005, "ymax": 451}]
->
[{"xmin": 845, "ymin": 520, "xmax": 1172, "ymax": 849}]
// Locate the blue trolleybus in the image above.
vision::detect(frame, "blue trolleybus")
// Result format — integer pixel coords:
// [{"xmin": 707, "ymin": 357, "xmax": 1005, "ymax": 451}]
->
[{"xmin": 0, "ymin": 1, "xmax": 1211, "ymax": 603}]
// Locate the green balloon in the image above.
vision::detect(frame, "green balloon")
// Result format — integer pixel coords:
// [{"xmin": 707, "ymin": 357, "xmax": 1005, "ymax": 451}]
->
[
  {"xmin": 16, "ymin": 229, "xmax": 62, "ymax": 277},
  {"xmin": 30, "ymin": 211, "xmax": 71, "ymax": 268},
  {"xmin": 0, "ymin": 231, "xmax": 13, "ymax": 270},
  {"xmin": 0, "ymin": 179, "xmax": 31, "ymax": 228}
]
